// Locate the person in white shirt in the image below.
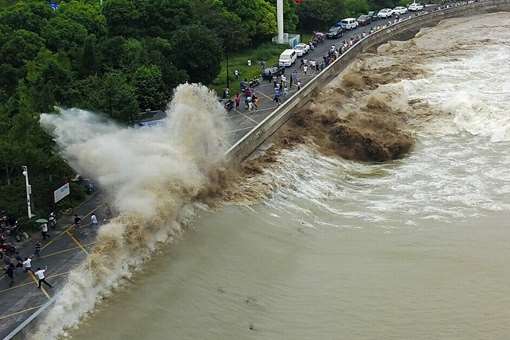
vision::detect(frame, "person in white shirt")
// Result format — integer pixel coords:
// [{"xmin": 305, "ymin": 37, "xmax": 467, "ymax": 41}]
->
[
  {"xmin": 41, "ymin": 223, "xmax": 49, "ymax": 240},
  {"xmin": 34, "ymin": 267, "xmax": 52, "ymax": 288},
  {"xmin": 90, "ymin": 213, "xmax": 98, "ymax": 228},
  {"xmin": 22, "ymin": 257, "xmax": 33, "ymax": 273}
]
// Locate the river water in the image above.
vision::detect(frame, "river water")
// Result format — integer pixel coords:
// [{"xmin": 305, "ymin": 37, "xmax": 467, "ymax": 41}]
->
[{"xmin": 66, "ymin": 13, "xmax": 510, "ymax": 340}]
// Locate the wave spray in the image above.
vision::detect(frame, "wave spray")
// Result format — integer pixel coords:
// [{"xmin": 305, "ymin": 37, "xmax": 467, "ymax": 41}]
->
[{"xmin": 35, "ymin": 84, "xmax": 229, "ymax": 339}]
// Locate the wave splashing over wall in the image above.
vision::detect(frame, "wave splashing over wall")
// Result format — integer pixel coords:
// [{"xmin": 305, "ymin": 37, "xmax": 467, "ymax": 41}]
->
[{"xmin": 36, "ymin": 84, "xmax": 229, "ymax": 339}]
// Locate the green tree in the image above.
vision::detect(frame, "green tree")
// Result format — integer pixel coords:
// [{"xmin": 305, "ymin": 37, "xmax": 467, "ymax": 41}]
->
[
  {"xmin": 79, "ymin": 34, "xmax": 98, "ymax": 76},
  {"xmin": 59, "ymin": 0, "xmax": 106, "ymax": 36},
  {"xmin": 102, "ymin": 0, "xmax": 139, "ymax": 37},
  {"xmin": 133, "ymin": 64, "xmax": 167, "ymax": 111},
  {"xmin": 345, "ymin": 0, "xmax": 370, "ymax": 16},
  {"xmin": 42, "ymin": 16, "xmax": 88, "ymax": 52},
  {"xmin": 100, "ymin": 72, "xmax": 138, "ymax": 122},
  {"xmin": 0, "ymin": 1, "xmax": 53, "ymax": 34},
  {"xmin": 24, "ymin": 50, "xmax": 73, "ymax": 112},
  {"xmin": 298, "ymin": 0, "xmax": 346, "ymax": 30},
  {"xmin": 171, "ymin": 25, "xmax": 223, "ymax": 84},
  {"xmin": 0, "ymin": 29, "xmax": 44, "ymax": 68}
]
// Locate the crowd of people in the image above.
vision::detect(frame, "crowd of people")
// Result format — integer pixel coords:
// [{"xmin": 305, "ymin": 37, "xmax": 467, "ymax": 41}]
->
[{"xmin": 2, "ymin": 208, "xmax": 103, "ymax": 289}]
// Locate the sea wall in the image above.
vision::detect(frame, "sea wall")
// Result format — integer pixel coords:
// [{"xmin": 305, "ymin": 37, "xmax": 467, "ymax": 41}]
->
[{"xmin": 225, "ymin": 0, "xmax": 510, "ymax": 164}]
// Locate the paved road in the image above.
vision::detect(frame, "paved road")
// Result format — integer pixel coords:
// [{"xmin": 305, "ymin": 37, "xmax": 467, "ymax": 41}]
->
[
  {"xmin": 0, "ymin": 194, "xmax": 107, "ymax": 339},
  {"xmin": 0, "ymin": 3, "xmax": 459, "ymax": 338},
  {"xmin": 224, "ymin": 6, "xmax": 439, "ymax": 145}
]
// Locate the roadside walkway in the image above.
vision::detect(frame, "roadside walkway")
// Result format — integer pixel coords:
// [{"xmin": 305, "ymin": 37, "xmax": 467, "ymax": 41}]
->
[{"xmin": 0, "ymin": 193, "xmax": 107, "ymax": 338}]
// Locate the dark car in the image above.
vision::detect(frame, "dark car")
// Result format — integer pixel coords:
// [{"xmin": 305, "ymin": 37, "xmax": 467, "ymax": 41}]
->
[
  {"xmin": 357, "ymin": 14, "xmax": 372, "ymax": 26},
  {"xmin": 367, "ymin": 11, "xmax": 379, "ymax": 21},
  {"xmin": 326, "ymin": 26, "xmax": 344, "ymax": 39},
  {"xmin": 261, "ymin": 65, "xmax": 285, "ymax": 80}
]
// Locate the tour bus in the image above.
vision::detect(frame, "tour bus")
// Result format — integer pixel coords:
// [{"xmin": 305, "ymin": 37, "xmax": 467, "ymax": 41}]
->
[{"xmin": 279, "ymin": 49, "xmax": 297, "ymax": 67}]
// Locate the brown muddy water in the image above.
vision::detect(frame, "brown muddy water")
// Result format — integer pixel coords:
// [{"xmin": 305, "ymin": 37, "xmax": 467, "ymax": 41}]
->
[{"xmin": 39, "ymin": 12, "xmax": 510, "ymax": 340}]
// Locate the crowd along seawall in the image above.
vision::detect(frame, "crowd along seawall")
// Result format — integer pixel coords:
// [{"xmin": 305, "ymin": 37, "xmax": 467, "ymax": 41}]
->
[{"xmin": 225, "ymin": 0, "xmax": 510, "ymax": 164}]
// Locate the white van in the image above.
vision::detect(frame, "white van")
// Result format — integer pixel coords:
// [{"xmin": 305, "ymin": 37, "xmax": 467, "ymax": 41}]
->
[
  {"xmin": 339, "ymin": 18, "xmax": 358, "ymax": 30},
  {"xmin": 279, "ymin": 49, "xmax": 297, "ymax": 67}
]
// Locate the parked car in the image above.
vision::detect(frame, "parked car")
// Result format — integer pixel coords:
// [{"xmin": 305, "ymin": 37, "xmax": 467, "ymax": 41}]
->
[
  {"xmin": 393, "ymin": 6, "xmax": 408, "ymax": 15},
  {"xmin": 368, "ymin": 10, "xmax": 379, "ymax": 20},
  {"xmin": 278, "ymin": 49, "xmax": 297, "ymax": 67},
  {"xmin": 326, "ymin": 26, "xmax": 344, "ymax": 39},
  {"xmin": 261, "ymin": 65, "xmax": 285, "ymax": 80},
  {"xmin": 377, "ymin": 8, "xmax": 394, "ymax": 18},
  {"xmin": 408, "ymin": 2, "xmax": 424, "ymax": 11},
  {"xmin": 294, "ymin": 43, "xmax": 310, "ymax": 57},
  {"xmin": 339, "ymin": 18, "xmax": 359, "ymax": 30},
  {"xmin": 357, "ymin": 14, "xmax": 372, "ymax": 26}
]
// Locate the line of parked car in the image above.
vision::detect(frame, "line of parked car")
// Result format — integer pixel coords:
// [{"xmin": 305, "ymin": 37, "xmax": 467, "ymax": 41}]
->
[
  {"xmin": 327, "ymin": 2, "xmax": 425, "ymax": 39},
  {"xmin": 275, "ymin": 2, "xmax": 425, "ymax": 69}
]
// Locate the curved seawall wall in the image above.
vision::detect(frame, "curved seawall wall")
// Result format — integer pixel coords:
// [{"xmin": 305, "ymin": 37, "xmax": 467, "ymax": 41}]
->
[{"xmin": 225, "ymin": 0, "xmax": 510, "ymax": 164}]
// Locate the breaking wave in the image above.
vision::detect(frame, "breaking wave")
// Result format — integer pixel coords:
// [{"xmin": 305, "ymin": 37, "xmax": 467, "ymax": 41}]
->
[{"xmin": 35, "ymin": 84, "xmax": 229, "ymax": 339}]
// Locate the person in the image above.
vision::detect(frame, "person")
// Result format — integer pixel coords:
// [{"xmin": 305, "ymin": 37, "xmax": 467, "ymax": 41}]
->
[
  {"xmin": 297, "ymin": 80, "xmax": 302, "ymax": 90},
  {"xmin": 222, "ymin": 88, "xmax": 230, "ymax": 99},
  {"xmin": 34, "ymin": 267, "xmax": 52, "ymax": 289},
  {"xmin": 34, "ymin": 241, "xmax": 41, "ymax": 258},
  {"xmin": 73, "ymin": 214, "xmax": 81, "ymax": 227},
  {"xmin": 289, "ymin": 73, "xmax": 293, "ymax": 88},
  {"xmin": 48, "ymin": 212, "xmax": 56, "ymax": 229},
  {"xmin": 234, "ymin": 69, "xmax": 240, "ymax": 80},
  {"xmin": 283, "ymin": 86, "xmax": 289, "ymax": 97},
  {"xmin": 5, "ymin": 263, "xmax": 15, "ymax": 287},
  {"xmin": 90, "ymin": 213, "xmax": 98, "ymax": 228},
  {"xmin": 280, "ymin": 74, "xmax": 287, "ymax": 88},
  {"xmin": 303, "ymin": 64, "xmax": 308, "ymax": 75},
  {"xmin": 23, "ymin": 257, "xmax": 33, "ymax": 273},
  {"xmin": 273, "ymin": 87, "xmax": 281, "ymax": 105},
  {"xmin": 41, "ymin": 222, "xmax": 49, "ymax": 240},
  {"xmin": 234, "ymin": 93, "xmax": 241, "ymax": 110},
  {"xmin": 251, "ymin": 94, "xmax": 259, "ymax": 110}
]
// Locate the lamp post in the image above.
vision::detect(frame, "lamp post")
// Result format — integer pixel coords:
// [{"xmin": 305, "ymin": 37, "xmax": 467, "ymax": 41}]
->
[
  {"xmin": 277, "ymin": 0, "xmax": 284, "ymax": 43},
  {"xmin": 21, "ymin": 166, "xmax": 33, "ymax": 219}
]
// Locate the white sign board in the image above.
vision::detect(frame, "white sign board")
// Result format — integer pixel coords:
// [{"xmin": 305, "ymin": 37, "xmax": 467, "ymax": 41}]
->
[{"xmin": 54, "ymin": 182, "xmax": 70, "ymax": 203}]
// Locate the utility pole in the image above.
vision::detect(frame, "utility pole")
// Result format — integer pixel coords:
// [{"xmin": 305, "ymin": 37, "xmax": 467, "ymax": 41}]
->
[
  {"xmin": 277, "ymin": 0, "xmax": 284, "ymax": 44},
  {"xmin": 21, "ymin": 166, "xmax": 33, "ymax": 219},
  {"xmin": 226, "ymin": 51, "xmax": 230, "ymax": 90}
]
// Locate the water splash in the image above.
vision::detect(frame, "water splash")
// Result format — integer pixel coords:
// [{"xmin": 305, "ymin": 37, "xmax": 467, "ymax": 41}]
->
[{"xmin": 34, "ymin": 84, "xmax": 229, "ymax": 339}]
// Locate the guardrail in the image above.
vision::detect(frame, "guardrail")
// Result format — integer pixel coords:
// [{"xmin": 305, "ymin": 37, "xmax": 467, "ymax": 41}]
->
[{"xmin": 225, "ymin": 0, "xmax": 510, "ymax": 164}]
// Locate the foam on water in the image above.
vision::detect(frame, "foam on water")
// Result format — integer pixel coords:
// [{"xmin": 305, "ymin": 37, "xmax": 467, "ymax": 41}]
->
[{"xmin": 266, "ymin": 21, "xmax": 510, "ymax": 228}]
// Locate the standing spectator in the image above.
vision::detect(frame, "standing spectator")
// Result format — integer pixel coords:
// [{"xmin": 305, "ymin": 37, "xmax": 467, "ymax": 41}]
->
[
  {"xmin": 303, "ymin": 64, "xmax": 308, "ymax": 75},
  {"xmin": 234, "ymin": 93, "xmax": 241, "ymax": 110},
  {"xmin": 5, "ymin": 262, "xmax": 15, "ymax": 287},
  {"xmin": 34, "ymin": 241, "xmax": 41, "ymax": 258},
  {"xmin": 90, "ymin": 213, "xmax": 98, "ymax": 228},
  {"xmin": 297, "ymin": 80, "xmax": 302, "ymax": 90},
  {"xmin": 289, "ymin": 73, "xmax": 293, "ymax": 88},
  {"xmin": 273, "ymin": 87, "xmax": 281, "ymax": 105},
  {"xmin": 73, "ymin": 214, "xmax": 81, "ymax": 227},
  {"xmin": 252, "ymin": 94, "xmax": 259, "ymax": 110},
  {"xmin": 34, "ymin": 267, "xmax": 52, "ymax": 289},
  {"xmin": 280, "ymin": 74, "xmax": 287, "ymax": 88},
  {"xmin": 234, "ymin": 69, "xmax": 240, "ymax": 80},
  {"xmin": 41, "ymin": 222, "xmax": 49, "ymax": 240},
  {"xmin": 222, "ymin": 88, "xmax": 230, "ymax": 99},
  {"xmin": 283, "ymin": 86, "xmax": 289, "ymax": 97},
  {"xmin": 48, "ymin": 212, "xmax": 56, "ymax": 229}
]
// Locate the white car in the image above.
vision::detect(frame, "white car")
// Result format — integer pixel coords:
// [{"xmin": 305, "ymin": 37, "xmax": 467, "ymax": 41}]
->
[
  {"xmin": 393, "ymin": 6, "xmax": 408, "ymax": 15},
  {"xmin": 377, "ymin": 8, "xmax": 394, "ymax": 18},
  {"xmin": 339, "ymin": 18, "xmax": 359, "ymax": 30},
  {"xmin": 294, "ymin": 43, "xmax": 310, "ymax": 57},
  {"xmin": 408, "ymin": 2, "xmax": 424, "ymax": 11}
]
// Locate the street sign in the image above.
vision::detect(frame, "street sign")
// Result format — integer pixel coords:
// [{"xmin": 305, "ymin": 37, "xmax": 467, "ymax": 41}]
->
[{"xmin": 54, "ymin": 182, "xmax": 70, "ymax": 203}]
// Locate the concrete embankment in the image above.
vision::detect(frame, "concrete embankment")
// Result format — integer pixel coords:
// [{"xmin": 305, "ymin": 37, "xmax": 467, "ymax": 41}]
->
[{"xmin": 226, "ymin": 0, "xmax": 510, "ymax": 164}]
